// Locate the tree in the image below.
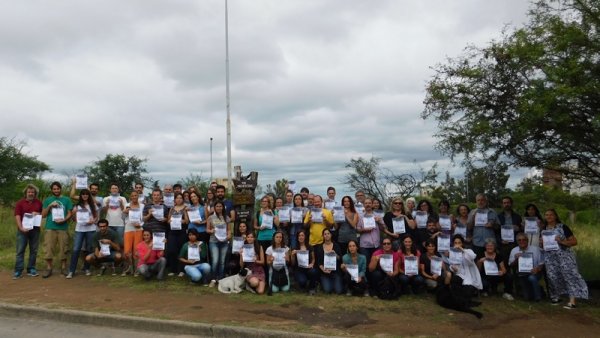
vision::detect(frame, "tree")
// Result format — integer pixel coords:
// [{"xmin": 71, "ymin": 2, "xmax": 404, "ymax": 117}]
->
[
  {"xmin": 0, "ymin": 137, "xmax": 50, "ymax": 204},
  {"xmin": 343, "ymin": 157, "xmax": 438, "ymax": 209},
  {"xmin": 265, "ymin": 178, "xmax": 289, "ymax": 199},
  {"xmin": 82, "ymin": 154, "xmax": 151, "ymax": 194},
  {"xmin": 180, "ymin": 173, "xmax": 210, "ymax": 196},
  {"xmin": 422, "ymin": 0, "xmax": 600, "ymax": 185}
]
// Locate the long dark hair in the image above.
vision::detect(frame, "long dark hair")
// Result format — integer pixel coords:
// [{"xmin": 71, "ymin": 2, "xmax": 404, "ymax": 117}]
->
[
  {"xmin": 271, "ymin": 231, "xmax": 286, "ymax": 249},
  {"xmin": 213, "ymin": 201, "xmax": 226, "ymax": 220},
  {"xmin": 341, "ymin": 195, "xmax": 356, "ymax": 213},
  {"xmin": 77, "ymin": 189, "xmax": 97, "ymax": 218},
  {"xmin": 295, "ymin": 230, "xmax": 312, "ymax": 251},
  {"xmin": 400, "ymin": 235, "xmax": 417, "ymax": 255},
  {"xmin": 524, "ymin": 203, "xmax": 543, "ymax": 220}
]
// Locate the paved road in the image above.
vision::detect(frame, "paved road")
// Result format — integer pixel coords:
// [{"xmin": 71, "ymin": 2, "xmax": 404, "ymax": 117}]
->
[{"xmin": 0, "ymin": 315, "xmax": 202, "ymax": 338}]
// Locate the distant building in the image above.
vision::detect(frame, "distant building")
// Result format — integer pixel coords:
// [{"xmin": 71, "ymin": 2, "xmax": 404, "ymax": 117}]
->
[{"xmin": 542, "ymin": 169, "xmax": 563, "ymax": 188}]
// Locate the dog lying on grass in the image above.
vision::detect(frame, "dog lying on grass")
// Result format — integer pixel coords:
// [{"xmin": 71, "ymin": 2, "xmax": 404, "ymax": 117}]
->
[
  {"xmin": 218, "ymin": 268, "xmax": 251, "ymax": 294},
  {"xmin": 436, "ymin": 275, "xmax": 483, "ymax": 319}
]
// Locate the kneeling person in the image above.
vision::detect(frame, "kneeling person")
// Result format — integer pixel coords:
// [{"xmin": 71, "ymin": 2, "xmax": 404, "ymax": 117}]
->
[{"xmin": 86, "ymin": 219, "xmax": 123, "ymax": 275}]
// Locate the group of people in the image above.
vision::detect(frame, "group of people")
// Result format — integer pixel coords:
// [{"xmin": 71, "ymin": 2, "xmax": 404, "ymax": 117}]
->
[{"xmin": 13, "ymin": 181, "xmax": 589, "ymax": 309}]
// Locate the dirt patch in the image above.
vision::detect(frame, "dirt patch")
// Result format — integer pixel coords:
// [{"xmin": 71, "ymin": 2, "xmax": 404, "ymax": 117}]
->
[{"xmin": 1, "ymin": 270, "xmax": 599, "ymax": 337}]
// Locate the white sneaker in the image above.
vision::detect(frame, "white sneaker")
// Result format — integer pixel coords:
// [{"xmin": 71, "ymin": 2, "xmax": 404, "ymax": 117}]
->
[
  {"xmin": 209, "ymin": 279, "xmax": 217, "ymax": 288},
  {"xmin": 167, "ymin": 272, "xmax": 175, "ymax": 277},
  {"xmin": 502, "ymin": 293, "xmax": 514, "ymax": 301},
  {"xmin": 66, "ymin": 272, "xmax": 74, "ymax": 279},
  {"xmin": 178, "ymin": 272, "xmax": 185, "ymax": 277}
]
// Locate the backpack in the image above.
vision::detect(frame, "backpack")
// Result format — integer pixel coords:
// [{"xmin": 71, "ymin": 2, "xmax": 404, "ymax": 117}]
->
[{"xmin": 377, "ymin": 276, "xmax": 401, "ymax": 300}]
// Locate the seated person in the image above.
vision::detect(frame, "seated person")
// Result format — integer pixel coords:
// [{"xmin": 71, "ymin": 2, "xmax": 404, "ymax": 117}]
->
[
  {"xmin": 341, "ymin": 240, "xmax": 368, "ymax": 296},
  {"xmin": 509, "ymin": 232, "xmax": 545, "ymax": 302},
  {"xmin": 398, "ymin": 235, "xmax": 425, "ymax": 294},
  {"xmin": 135, "ymin": 229, "xmax": 166, "ymax": 280},
  {"xmin": 476, "ymin": 239, "xmax": 514, "ymax": 300},
  {"xmin": 368, "ymin": 238, "xmax": 400, "ymax": 296},
  {"xmin": 85, "ymin": 219, "xmax": 123, "ymax": 275},
  {"xmin": 179, "ymin": 229, "xmax": 211, "ymax": 285}
]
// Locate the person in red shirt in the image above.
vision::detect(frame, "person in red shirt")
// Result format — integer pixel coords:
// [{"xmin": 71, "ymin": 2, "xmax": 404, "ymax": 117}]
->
[
  {"xmin": 13, "ymin": 184, "xmax": 43, "ymax": 279},
  {"xmin": 135, "ymin": 229, "xmax": 166, "ymax": 280}
]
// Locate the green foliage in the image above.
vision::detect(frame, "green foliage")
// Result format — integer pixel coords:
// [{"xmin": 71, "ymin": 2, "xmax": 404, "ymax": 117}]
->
[
  {"xmin": 265, "ymin": 178, "xmax": 288, "ymax": 199},
  {"xmin": 82, "ymin": 154, "xmax": 151, "ymax": 195},
  {"xmin": 423, "ymin": 0, "xmax": 600, "ymax": 185},
  {"xmin": 0, "ymin": 137, "xmax": 50, "ymax": 204},
  {"xmin": 179, "ymin": 173, "xmax": 210, "ymax": 196}
]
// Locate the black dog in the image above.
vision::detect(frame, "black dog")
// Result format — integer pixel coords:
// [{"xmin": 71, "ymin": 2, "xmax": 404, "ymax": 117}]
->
[{"xmin": 436, "ymin": 277, "xmax": 483, "ymax": 319}]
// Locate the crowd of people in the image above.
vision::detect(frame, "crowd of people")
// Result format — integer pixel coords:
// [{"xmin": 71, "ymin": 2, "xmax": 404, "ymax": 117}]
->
[{"xmin": 12, "ymin": 181, "xmax": 589, "ymax": 309}]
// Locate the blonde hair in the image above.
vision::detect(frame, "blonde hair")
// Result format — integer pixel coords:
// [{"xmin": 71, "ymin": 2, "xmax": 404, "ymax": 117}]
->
[{"xmin": 23, "ymin": 184, "xmax": 39, "ymax": 197}]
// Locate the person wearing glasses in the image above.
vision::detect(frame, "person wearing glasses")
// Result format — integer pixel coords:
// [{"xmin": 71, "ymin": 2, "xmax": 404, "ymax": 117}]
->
[
  {"xmin": 368, "ymin": 238, "xmax": 400, "ymax": 296},
  {"xmin": 508, "ymin": 232, "xmax": 545, "ymax": 302},
  {"xmin": 383, "ymin": 197, "xmax": 411, "ymax": 251}
]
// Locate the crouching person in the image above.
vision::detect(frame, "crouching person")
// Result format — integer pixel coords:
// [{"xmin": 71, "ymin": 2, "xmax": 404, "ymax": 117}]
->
[
  {"xmin": 180, "ymin": 229, "xmax": 211, "ymax": 285},
  {"xmin": 135, "ymin": 229, "xmax": 166, "ymax": 280},
  {"xmin": 86, "ymin": 219, "xmax": 123, "ymax": 275}
]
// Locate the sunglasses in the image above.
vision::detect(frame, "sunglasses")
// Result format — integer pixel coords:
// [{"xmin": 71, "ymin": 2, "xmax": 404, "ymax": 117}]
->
[{"xmin": 382, "ymin": 242, "xmax": 392, "ymax": 245}]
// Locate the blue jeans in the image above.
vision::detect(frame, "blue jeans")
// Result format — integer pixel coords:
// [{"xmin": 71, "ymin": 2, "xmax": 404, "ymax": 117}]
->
[
  {"xmin": 69, "ymin": 231, "xmax": 95, "ymax": 273},
  {"xmin": 15, "ymin": 229, "xmax": 40, "ymax": 273},
  {"xmin": 294, "ymin": 267, "xmax": 319, "ymax": 291},
  {"xmin": 518, "ymin": 273, "xmax": 543, "ymax": 301},
  {"xmin": 320, "ymin": 271, "xmax": 343, "ymax": 294},
  {"xmin": 185, "ymin": 263, "xmax": 211, "ymax": 283},
  {"xmin": 209, "ymin": 241, "xmax": 228, "ymax": 280}
]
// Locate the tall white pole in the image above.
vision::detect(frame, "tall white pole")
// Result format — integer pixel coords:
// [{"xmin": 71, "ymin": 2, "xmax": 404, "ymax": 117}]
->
[
  {"xmin": 225, "ymin": 0, "xmax": 232, "ymax": 192},
  {"xmin": 210, "ymin": 137, "xmax": 213, "ymax": 181}
]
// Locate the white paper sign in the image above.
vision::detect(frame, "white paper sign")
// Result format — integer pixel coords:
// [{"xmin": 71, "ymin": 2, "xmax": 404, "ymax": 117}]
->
[
  {"xmin": 324, "ymin": 200, "xmax": 336, "ymax": 210},
  {"xmin": 291, "ymin": 208, "xmax": 304, "ymax": 223},
  {"xmin": 152, "ymin": 206, "xmax": 164, "ymax": 220},
  {"xmin": 333, "ymin": 206, "xmax": 345, "ymax": 223},
  {"xmin": 363, "ymin": 215, "xmax": 376, "ymax": 230},
  {"xmin": 449, "ymin": 248, "xmax": 462, "ymax": 265},
  {"xmin": 152, "ymin": 232, "xmax": 165, "ymax": 250},
  {"xmin": 261, "ymin": 211, "xmax": 274, "ymax": 229},
  {"xmin": 524, "ymin": 217, "xmax": 539, "ymax": 234},
  {"xmin": 232, "ymin": 237, "xmax": 244, "ymax": 254},
  {"xmin": 109, "ymin": 196, "xmax": 121, "ymax": 208},
  {"xmin": 99, "ymin": 242, "xmax": 111, "ymax": 256},
  {"xmin": 355, "ymin": 204, "xmax": 365, "ymax": 217},
  {"xmin": 404, "ymin": 256, "xmax": 418, "ymax": 276},
  {"xmin": 542, "ymin": 230, "xmax": 559, "ymax": 251},
  {"xmin": 51, "ymin": 205, "xmax": 65, "ymax": 221},
  {"xmin": 430, "ymin": 256, "xmax": 443, "ymax": 276},
  {"xmin": 128, "ymin": 208, "xmax": 142, "ymax": 224},
  {"xmin": 187, "ymin": 207, "xmax": 202, "ymax": 223},
  {"xmin": 475, "ymin": 211, "xmax": 488, "ymax": 227},
  {"xmin": 188, "ymin": 245, "xmax": 200, "ymax": 261},
  {"xmin": 22, "ymin": 213, "xmax": 41, "ymax": 230},
  {"xmin": 242, "ymin": 244, "xmax": 256, "ymax": 263},
  {"xmin": 484, "ymin": 259, "xmax": 499, "ymax": 276},
  {"xmin": 518, "ymin": 252, "xmax": 534, "ymax": 273},
  {"xmin": 278, "ymin": 207, "xmax": 290, "ymax": 223},
  {"xmin": 296, "ymin": 250, "xmax": 309, "ymax": 268},
  {"xmin": 170, "ymin": 213, "xmax": 182, "ymax": 230},
  {"xmin": 439, "ymin": 215, "xmax": 452, "ymax": 231},
  {"xmin": 437, "ymin": 233, "xmax": 451, "ymax": 252},
  {"xmin": 454, "ymin": 224, "xmax": 467, "ymax": 238},
  {"xmin": 346, "ymin": 264, "xmax": 359, "ymax": 281},
  {"xmin": 324, "ymin": 251, "xmax": 337, "ymax": 271},
  {"xmin": 416, "ymin": 211, "xmax": 427, "ymax": 229},
  {"xmin": 215, "ymin": 223, "xmax": 227, "ymax": 241},
  {"xmin": 75, "ymin": 174, "xmax": 88, "ymax": 189},
  {"xmin": 380, "ymin": 254, "xmax": 394, "ymax": 273},
  {"xmin": 373, "ymin": 210, "xmax": 385, "ymax": 219},
  {"xmin": 272, "ymin": 248, "xmax": 286, "ymax": 267},
  {"xmin": 392, "ymin": 217, "xmax": 406, "ymax": 234},
  {"xmin": 163, "ymin": 194, "xmax": 174, "ymax": 207},
  {"xmin": 310, "ymin": 208, "xmax": 323, "ymax": 223},
  {"xmin": 287, "ymin": 180, "xmax": 296, "ymax": 194},
  {"xmin": 501, "ymin": 225, "xmax": 515, "ymax": 242}
]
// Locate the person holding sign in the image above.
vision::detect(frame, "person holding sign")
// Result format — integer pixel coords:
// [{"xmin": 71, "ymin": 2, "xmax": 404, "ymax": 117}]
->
[
  {"xmin": 453, "ymin": 204, "xmax": 471, "ymax": 247},
  {"xmin": 13, "ymin": 184, "xmax": 43, "ymax": 279},
  {"xmin": 275, "ymin": 197, "xmax": 290, "ymax": 245},
  {"xmin": 336, "ymin": 196, "xmax": 359, "ymax": 255},
  {"xmin": 66, "ymin": 189, "xmax": 98, "ymax": 279},
  {"xmin": 467, "ymin": 194, "xmax": 500, "ymax": 259},
  {"xmin": 41, "ymin": 181, "xmax": 73, "ymax": 278},
  {"xmin": 398, "ymin": 236, "xmax": 425, "ymax": 295},
  {"xmin": 368, "ymin": 239, "xmax": 400, "ymax": 296},
  {"xmin": 522, "ymin": 203, "xmax": 543, "ymax": 248},
  {"xmin": 266, "ymin": 231, "xmax": 291, "ymax": 293},
  {"xmin": 135, "ymin": 230, "xmax": 166, "ymax": 281},
  {"xmin": 304, "ymin": 195, "xmax": 334, "ymax": 247},
  {"xmin": 166, "ymin": 193, "xmax": 190, "ymax": 277},
  {"xmin": 289, "ymin": 194, "xmax": 307, "ymax": 250},
  {"xmin": 446, "ymin": 235, "xmax": 482, "ymax": 293},
  {"xmin": 291, "ymin": 231, "xmax": 318, "ymax": 295},
  {"xmin": 143, "ymin": 188, "xmax": 169, "ymax": 235},
  {"xmin": 70, "ymin": 179, "xmax": 104, "ymax": 218},
  {"xmin": 357, "ymin": 198, "xmax": 385, "ymax": 268},
  {"xmin": 240, "ymin": 232, "xmax": 266, "ymax": 294},
  {"xmin": 418, "ymin": 218, "xmax": 442, "ymax": 254},
  {"xmin": 102, "ymin": 184, "xmax": 127, "ymax": 241},
  {"xmin": 437, "ymin": 200, "xmax": 455, "ymax": 236},
  {"xmin": 315, "ymin": 229, "xmax": 343, "ymax": 294},
  {"xmin": 498, "ymin": 196, "xmax": 523, "ymax": 268},
  {"xmin": 122, "ymin": 190, "xmax": 144, "ymax": 276},
  {"xmin": 541, "ymin": 209, "xmax": 588, "ymax": 309},
  {"xmin": 341, "ymin": 240, "xmax": 368, "ymax": 296},
  {"xmin": 419, "ymin": 239, "xmax": 447, "ymax": 291},
  {"xmin": 225, "ymin": 222, "xmax": 250, "ymax": 276},
  {"xmin": 85, "ymin": 219, "xmax": 123, "ymax": 275},
  {"xmin": 254, "ymin": 196, "xmax": 280, "ymax": 254},
  {"xmin": 179, "ymin": 229, "xmax": 210, "ymax": 285},
  {"xmin": 208, "ymin": 201, "xmax": 231, "ymax": 285},
  {"xmin": 187, "ymin": 192, "xmax": 208, "ymax": 242},
  {"xmin": 476, "ymin": 240, "xmax": 514, "ymax": 300},
  {"xmin": 383, "ymin": 197, "xmax": 411, "ymax": 251},
  {"xmin": 508, "ymin": 233, "xmax": 545, "ymax": 302}
]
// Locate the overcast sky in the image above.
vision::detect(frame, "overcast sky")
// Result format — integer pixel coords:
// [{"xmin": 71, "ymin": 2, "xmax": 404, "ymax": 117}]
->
[{"xmin": 1, "ymin": 0, "xmax": 533, "ymax": 198}]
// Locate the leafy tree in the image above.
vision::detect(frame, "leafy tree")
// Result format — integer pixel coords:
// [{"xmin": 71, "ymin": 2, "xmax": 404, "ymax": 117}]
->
[
  {"xmin": 0, "ymin": 137, "xmax": 50, "ymax": 204},
  {"xmin": 180, "ymin": 173, "xmax": 210, "ymax": 196},
  {"xmin": 265, "ymin": 178, "xmax": 289, "ymax": 199},
  {"xmin": 343, "ymin": 157, "xmax": 438, "ymax": 209},
  {"xmin": 422, "ymin": 0, "xmax": 600, "ymax": 185},
  {"xmin": 82, "ymin": 154, "xmax": 151, "ymax": 195}
]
